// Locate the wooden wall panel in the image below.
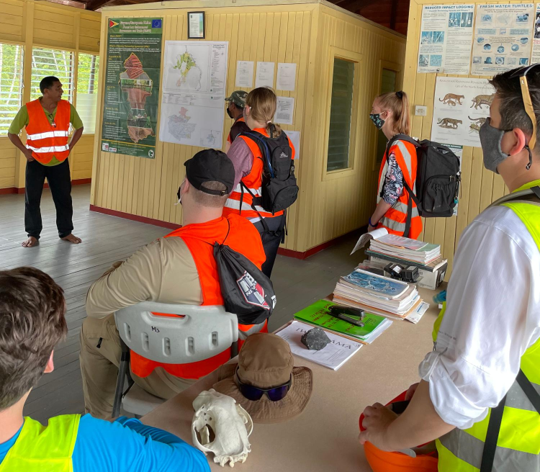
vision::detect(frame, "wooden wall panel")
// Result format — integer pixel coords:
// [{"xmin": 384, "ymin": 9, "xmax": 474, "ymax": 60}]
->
[
  {"xmin": 0, "ymin": 0, "xmax": 24, "ymax": 43},
  {"xmin": 294, "ymin": 5, "xmax": 406, "ymax": 252},
  {"xmin": 403, "ymin": 0, "xmax": 515, "ymax": 274},
  {"xmin": 0, "ymin": 0, "xmax": 100, "ymax": 191},
  {"xmin": 91, "ymin": 1, "xmax": 406, "ymax": 253}
]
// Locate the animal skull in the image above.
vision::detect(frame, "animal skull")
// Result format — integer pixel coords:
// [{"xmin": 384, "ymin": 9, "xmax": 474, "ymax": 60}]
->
[{"xmin": 192, "ymin": 389, "xmax": 253, "ymax": 467}]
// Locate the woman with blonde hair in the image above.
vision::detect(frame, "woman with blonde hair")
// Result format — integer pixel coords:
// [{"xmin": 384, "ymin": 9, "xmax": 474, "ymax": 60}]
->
[
  {"xmin": 368, "ymin": 90, "xmax": 422, "ymax": 239},
  {"xmin": 225, "ymin": 87, "xmax": 296, "ymax": 277}
]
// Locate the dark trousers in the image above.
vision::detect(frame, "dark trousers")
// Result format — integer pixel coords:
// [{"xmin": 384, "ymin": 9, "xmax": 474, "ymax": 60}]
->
[
  {"xmin": 253, "ymin": 213, "xmax": 286, "ymax": 278},
  {"xmin": 25, "ymin": 159, "xmax": 74, "ymax": 239}
]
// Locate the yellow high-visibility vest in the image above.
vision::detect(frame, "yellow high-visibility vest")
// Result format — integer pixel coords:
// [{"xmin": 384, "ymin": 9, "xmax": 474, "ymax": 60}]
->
[
  {"xmin": 0, "ymin": 415, "xmax": 79, "ymax": 472},
  {"xmin": 434, "ymin": 180, "xmax": 540, "ymax": 471}
]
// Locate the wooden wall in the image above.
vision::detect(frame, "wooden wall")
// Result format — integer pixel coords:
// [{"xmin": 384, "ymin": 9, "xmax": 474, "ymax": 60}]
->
[
  {"xmin": 91, "ymin": 0, "xmax": 406, "ymax": 253},
  {"xmin": 0, "ymin": 0, "xmax": 100, "ymax": 191},
  {"xmin": 293, "ymin": 3, "xmax": 406, "ymax": 252},
  {"xmin": 403, "ymin": 0, "xmax": 517, "ymax": 274}
]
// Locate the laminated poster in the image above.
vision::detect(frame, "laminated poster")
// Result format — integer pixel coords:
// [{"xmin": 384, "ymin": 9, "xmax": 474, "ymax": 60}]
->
[
  {"xmin": 431, "ymin": 77, "xmax": 495, "ymax": 149},
  {"xmin": 159, "ymin": 41, "xmax": 228, "ymax": 148},
  {"xmin": 417, "ymin": 4, "xmax": 475, "ymax": 75},
  {"xmin": 531, "ymin": 4, "xmax": 540, "ymax": 63},
  {"xmin": 101, "ymin": 18, "xmax": 163, "ymax": 159},
  {"xmin": 472, "ymin": 3, "xmax": 534, "ymax": 75}
]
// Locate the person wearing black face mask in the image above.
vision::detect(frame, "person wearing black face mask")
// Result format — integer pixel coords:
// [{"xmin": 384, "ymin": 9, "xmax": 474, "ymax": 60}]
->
[
  {"xmin": 225, "ymin": 90, "xmax": 249, "ymax": 152},
  {"xmin": 360, "ymin": 66, "xmax": 540, "ymax": 472},
  {"xmin": 367, "ymin": 91, "xmax": 422, "ymax": 239}
]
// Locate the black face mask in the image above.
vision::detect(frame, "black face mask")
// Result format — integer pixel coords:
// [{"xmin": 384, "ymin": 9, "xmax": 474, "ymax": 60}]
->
[{"xmin": 226, "ymin": 107, "xmax": 233, "ymax": 119}]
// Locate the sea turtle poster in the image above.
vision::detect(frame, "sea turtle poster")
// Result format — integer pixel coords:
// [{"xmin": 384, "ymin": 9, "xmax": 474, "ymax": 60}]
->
[
  {"xmin": 431, "ymin": 77, "xmax": 495, "ymax": 148},
  {"xmin": 159, "ymin": 41, "xmax": 228, "ymax": 148},
  {"xmin": 101, "ymin": 18, "xmax": 163, "ymax": 159},
  {"xmin": 471, "ymin": 4, "xmax": 534, "ymax": 75}
]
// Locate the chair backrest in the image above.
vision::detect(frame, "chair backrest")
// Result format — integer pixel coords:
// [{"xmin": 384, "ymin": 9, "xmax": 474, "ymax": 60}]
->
[{"xmin": 115, "ymin": 302, "xmax": 239, "ymax": 364}]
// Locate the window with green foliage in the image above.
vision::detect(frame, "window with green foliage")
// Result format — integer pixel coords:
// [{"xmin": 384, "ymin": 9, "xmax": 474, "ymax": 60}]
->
[
  {"xmin": 77, "ymin": 53, "xmax": 100, "ymax": 134},
  {"xmin": 327, "ymin": 58, "xmax": 356, "ymax": 172},
  {"xmin": 31, "ymin": 48, "xmax": 74, "ymax": 102},
  {"xmin": 376, "ymin": 69, "xmax": 398, "ymax": 164},
  {"xmin": 0, "ymin": 43, "xmax": 24, "ymax": 136}
]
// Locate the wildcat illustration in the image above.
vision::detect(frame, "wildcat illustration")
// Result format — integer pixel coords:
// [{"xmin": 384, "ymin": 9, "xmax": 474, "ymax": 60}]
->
[
  {"xmin": 438, "ymin": 118, "xmax": 462, "ymax": 129},
  {"xmin": 471, "ymin": 94, "xmax": 495, "ymax": 110},
  {"xmin": 469, "ymin": 116, "xmax": 487, "ymax": 132},
  {"xmin": 439, "ymin": 93, "xmax": 465, "ymax": 105}
]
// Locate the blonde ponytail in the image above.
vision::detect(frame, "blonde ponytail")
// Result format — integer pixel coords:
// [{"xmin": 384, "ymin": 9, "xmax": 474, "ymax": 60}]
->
[
  {"xmin": 377, "ymin": 91, "xmax": 411, "ymax": 135},
  {"xmin": 246, "ymin": 87, "xmax": 283, "ymax": 137}
]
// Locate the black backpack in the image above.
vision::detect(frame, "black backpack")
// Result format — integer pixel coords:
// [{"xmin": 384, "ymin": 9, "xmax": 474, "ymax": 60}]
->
[
  {"xmin": 212, "ymin": 222, "xmax": 276, "ymax": 325},
  {"xmin": 385, "ymin": 135, "xmax": 461, "ymax": 236},
  {"xmin": 239, "ymin": 128, "xmax": 299, "ymax": 215}
]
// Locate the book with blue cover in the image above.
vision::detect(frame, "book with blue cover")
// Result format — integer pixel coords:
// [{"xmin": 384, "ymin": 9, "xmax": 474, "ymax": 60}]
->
[{"xmin": 341, "ymin": 269, "xmax": 409, "ymax": 299}]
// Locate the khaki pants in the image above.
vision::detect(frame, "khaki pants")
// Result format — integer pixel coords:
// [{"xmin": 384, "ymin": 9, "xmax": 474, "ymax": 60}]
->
[{"xmin": 80, "ymin": 315, "xmax": 195, "ymax": 420}]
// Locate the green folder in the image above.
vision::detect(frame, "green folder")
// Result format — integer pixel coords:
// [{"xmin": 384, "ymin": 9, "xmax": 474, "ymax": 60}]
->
[{"xmin": 294, "ymin": 300, "xmax": 387, "ymax": 340}]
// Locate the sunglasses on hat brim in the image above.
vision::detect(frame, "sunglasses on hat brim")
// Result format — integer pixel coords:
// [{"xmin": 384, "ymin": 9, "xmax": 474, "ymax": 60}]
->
[
  {"xmin": 509, "ymin": 63, "xmax": 540, "ymax": 166},
  {"xmin": 235, "ymin": 366, "xmax": 292, "ymax": 402}
]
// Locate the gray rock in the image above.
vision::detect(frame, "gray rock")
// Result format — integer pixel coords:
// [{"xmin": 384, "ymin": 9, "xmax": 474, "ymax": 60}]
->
[{"xmin": 301, "ymin": 328, "xmax": 331, "ymax": 351}]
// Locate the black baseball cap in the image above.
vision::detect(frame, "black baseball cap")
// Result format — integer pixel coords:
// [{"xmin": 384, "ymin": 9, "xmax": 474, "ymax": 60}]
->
[{"xmin": 184, "ymin": 149, "xmax": 235, "ymax": 196}]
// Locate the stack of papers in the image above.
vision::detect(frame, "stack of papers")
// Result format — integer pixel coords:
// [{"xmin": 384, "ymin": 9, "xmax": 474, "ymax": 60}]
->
[
  {"xmin": 294, "ymin": 300, "xmax": 392, "ymax": 344},
  {"xmin": 276, "ymin": 321, "xmax": 363, "ymax": 370},
  {"xmin": 352, "ymin": 228, "xmax": 441, "ymax": 265},
  {"xmin": 333, "ymin": 268, "xmax": 429, "ymax": 323}
]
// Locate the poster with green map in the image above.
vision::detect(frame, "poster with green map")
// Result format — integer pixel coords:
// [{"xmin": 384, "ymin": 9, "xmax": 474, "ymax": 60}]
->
[{"xmin": 101, "ymin": 18, "xmax": 162, "ymax": 158}]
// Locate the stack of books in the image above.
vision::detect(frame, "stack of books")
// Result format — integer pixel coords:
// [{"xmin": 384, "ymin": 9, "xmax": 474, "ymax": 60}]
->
[
  {"xmin": 333, "ymin": 268, "xmax": 429, "ymax": 323},
  {"xmin": 294, "ymin": 300, "xmax": 392, "ymax": 344},
  {"xmin": 369, "ymin": 234, "xmax": 441, "ymax": 265}
]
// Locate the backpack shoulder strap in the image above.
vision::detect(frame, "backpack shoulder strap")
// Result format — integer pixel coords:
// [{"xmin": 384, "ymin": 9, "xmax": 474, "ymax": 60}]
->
[
  {"xmin": 386, "ymin": 134, "xmax": 419, "ymax": 154},
  {"xmin": 489, "ymin": 186, "xmax": 540, "ymax": 208}
]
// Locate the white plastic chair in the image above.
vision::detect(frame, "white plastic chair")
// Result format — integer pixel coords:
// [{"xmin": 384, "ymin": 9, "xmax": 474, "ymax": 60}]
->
[{"xmin": 113, "ymin": 302, "xmax": 239, "ymax": 417}]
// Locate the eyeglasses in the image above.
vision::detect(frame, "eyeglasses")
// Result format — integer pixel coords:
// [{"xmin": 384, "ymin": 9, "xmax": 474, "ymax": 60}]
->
[
  {"xmin": 509, "ymin": 63, "xmax": 540, "ymax": 168},
  {"xmin": 235, "ymin": 366, "xmax": 292, "ymax": 402}
]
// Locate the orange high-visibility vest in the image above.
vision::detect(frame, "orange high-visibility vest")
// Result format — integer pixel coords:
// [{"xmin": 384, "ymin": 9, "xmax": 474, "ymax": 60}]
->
[
  {"xmin": 377, "ymin": 139, "xmax": 422, "ymax": 239},
  {"xmin": 25, "ymin": 99, "xmax": 71, "ymax": 164},
  {"xmin": 223, "ymin": 127, "xmax": 295, "ymax": 220},
  {"xmin": 227, "ymin": 116, "xmax": 247, "ymax": 144},
  {"xmin": 130, "ymin": 214, "xmax": 268, "ymax": 380}
]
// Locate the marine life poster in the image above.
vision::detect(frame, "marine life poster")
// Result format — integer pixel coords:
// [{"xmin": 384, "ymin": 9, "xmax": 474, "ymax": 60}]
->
[
  {"xmin": 101, "ymin": 18, "xmax": 162, "ymax": 159},
  {"xmin": 431, "ymin": 77, "xmax": 495, "ymax": 149},
  {"xmin": 471, "ymin": 4, "xmax": 534, "ymax": 75},
  {"xmin": 417, "ymin": 4, "xmax": 475, "ymax": 75}
]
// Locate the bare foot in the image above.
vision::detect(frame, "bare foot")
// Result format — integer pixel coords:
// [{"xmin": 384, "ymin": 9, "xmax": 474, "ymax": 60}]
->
[
  {"xmin": 22, "ymin": 237, "xmax": 39, "ymax": 248},
  {"xmin": 61, "ymin": 234, "xmax": 82, "ymax": 244}
]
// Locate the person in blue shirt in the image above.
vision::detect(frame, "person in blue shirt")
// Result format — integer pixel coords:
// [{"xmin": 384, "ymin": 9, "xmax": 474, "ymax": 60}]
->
[{"xmin": 0, "ymin": 266, "xmax": 210, "ymax": 472}]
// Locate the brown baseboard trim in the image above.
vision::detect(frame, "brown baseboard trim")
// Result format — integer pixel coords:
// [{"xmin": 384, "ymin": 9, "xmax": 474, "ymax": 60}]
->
[
  {"xmin": 0, "ymin": 178, "xmax": 92, "ymax": 195},
  {"xmin": 0, "ymin": 188, "xmax": 17, "ymax": 195},
  {"xmin": 277, "ymin": 227, "xmax": 365, "ymax": 260},
  {"xmin": 90, "ymin": 205, "xmax": 182, "ymax": 230},
  {"xmin": 89, "ymin": 204, "xmax": 366, "ymax": 260}
]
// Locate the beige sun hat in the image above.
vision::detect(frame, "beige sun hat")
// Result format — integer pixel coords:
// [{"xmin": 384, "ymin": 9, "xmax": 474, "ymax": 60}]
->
[{"xmin": 213, "ymin": 333, "xmax": 313, "ymax": 424}]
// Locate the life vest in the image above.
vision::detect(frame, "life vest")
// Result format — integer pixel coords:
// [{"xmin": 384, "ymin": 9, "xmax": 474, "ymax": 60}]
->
[
  {"xmin": 433, "ymin": 180, "xmax": 540, "ymax": 471},
  {"xmin": 0, "ymin": 415, "xmax": 79, "ymax": 472},
  {"xmin": 377, "ymin": 139, "xmax": 422, "ymax": 239},
  {"xmin": 25, "ymin": 99, "xmax": 71, "ymax": 165},
  {"xmin": 223, "ymin": 127, "xmax": 295, "ymax": 220},
  {"xmin": 130, "ymin": 215, "xmax": 268, "ymax": 380},
  {"xmin": 227, "ymin": 116, "xmax": 247, "ymax": 144}
]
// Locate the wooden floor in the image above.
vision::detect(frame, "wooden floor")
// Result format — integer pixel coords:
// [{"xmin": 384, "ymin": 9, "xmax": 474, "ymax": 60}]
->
[{"xmin": 0, "ymin": 185, "xmax": 361, "ymax": 423}]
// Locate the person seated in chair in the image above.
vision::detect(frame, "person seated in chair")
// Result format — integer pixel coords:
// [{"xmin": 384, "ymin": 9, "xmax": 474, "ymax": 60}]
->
[
  {"xmin": 0, "ymin": 267, "xmax": 209, "ymax": 472},
  {"xmin": 80, "ymin": 150, "xmax": 267, "ymax": 420}
]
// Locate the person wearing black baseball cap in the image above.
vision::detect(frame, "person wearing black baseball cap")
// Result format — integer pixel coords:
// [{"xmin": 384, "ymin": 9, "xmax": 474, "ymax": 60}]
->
[{"xmin": 81, "ymin": 149, "xmax": 268, "ymax": 420}]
